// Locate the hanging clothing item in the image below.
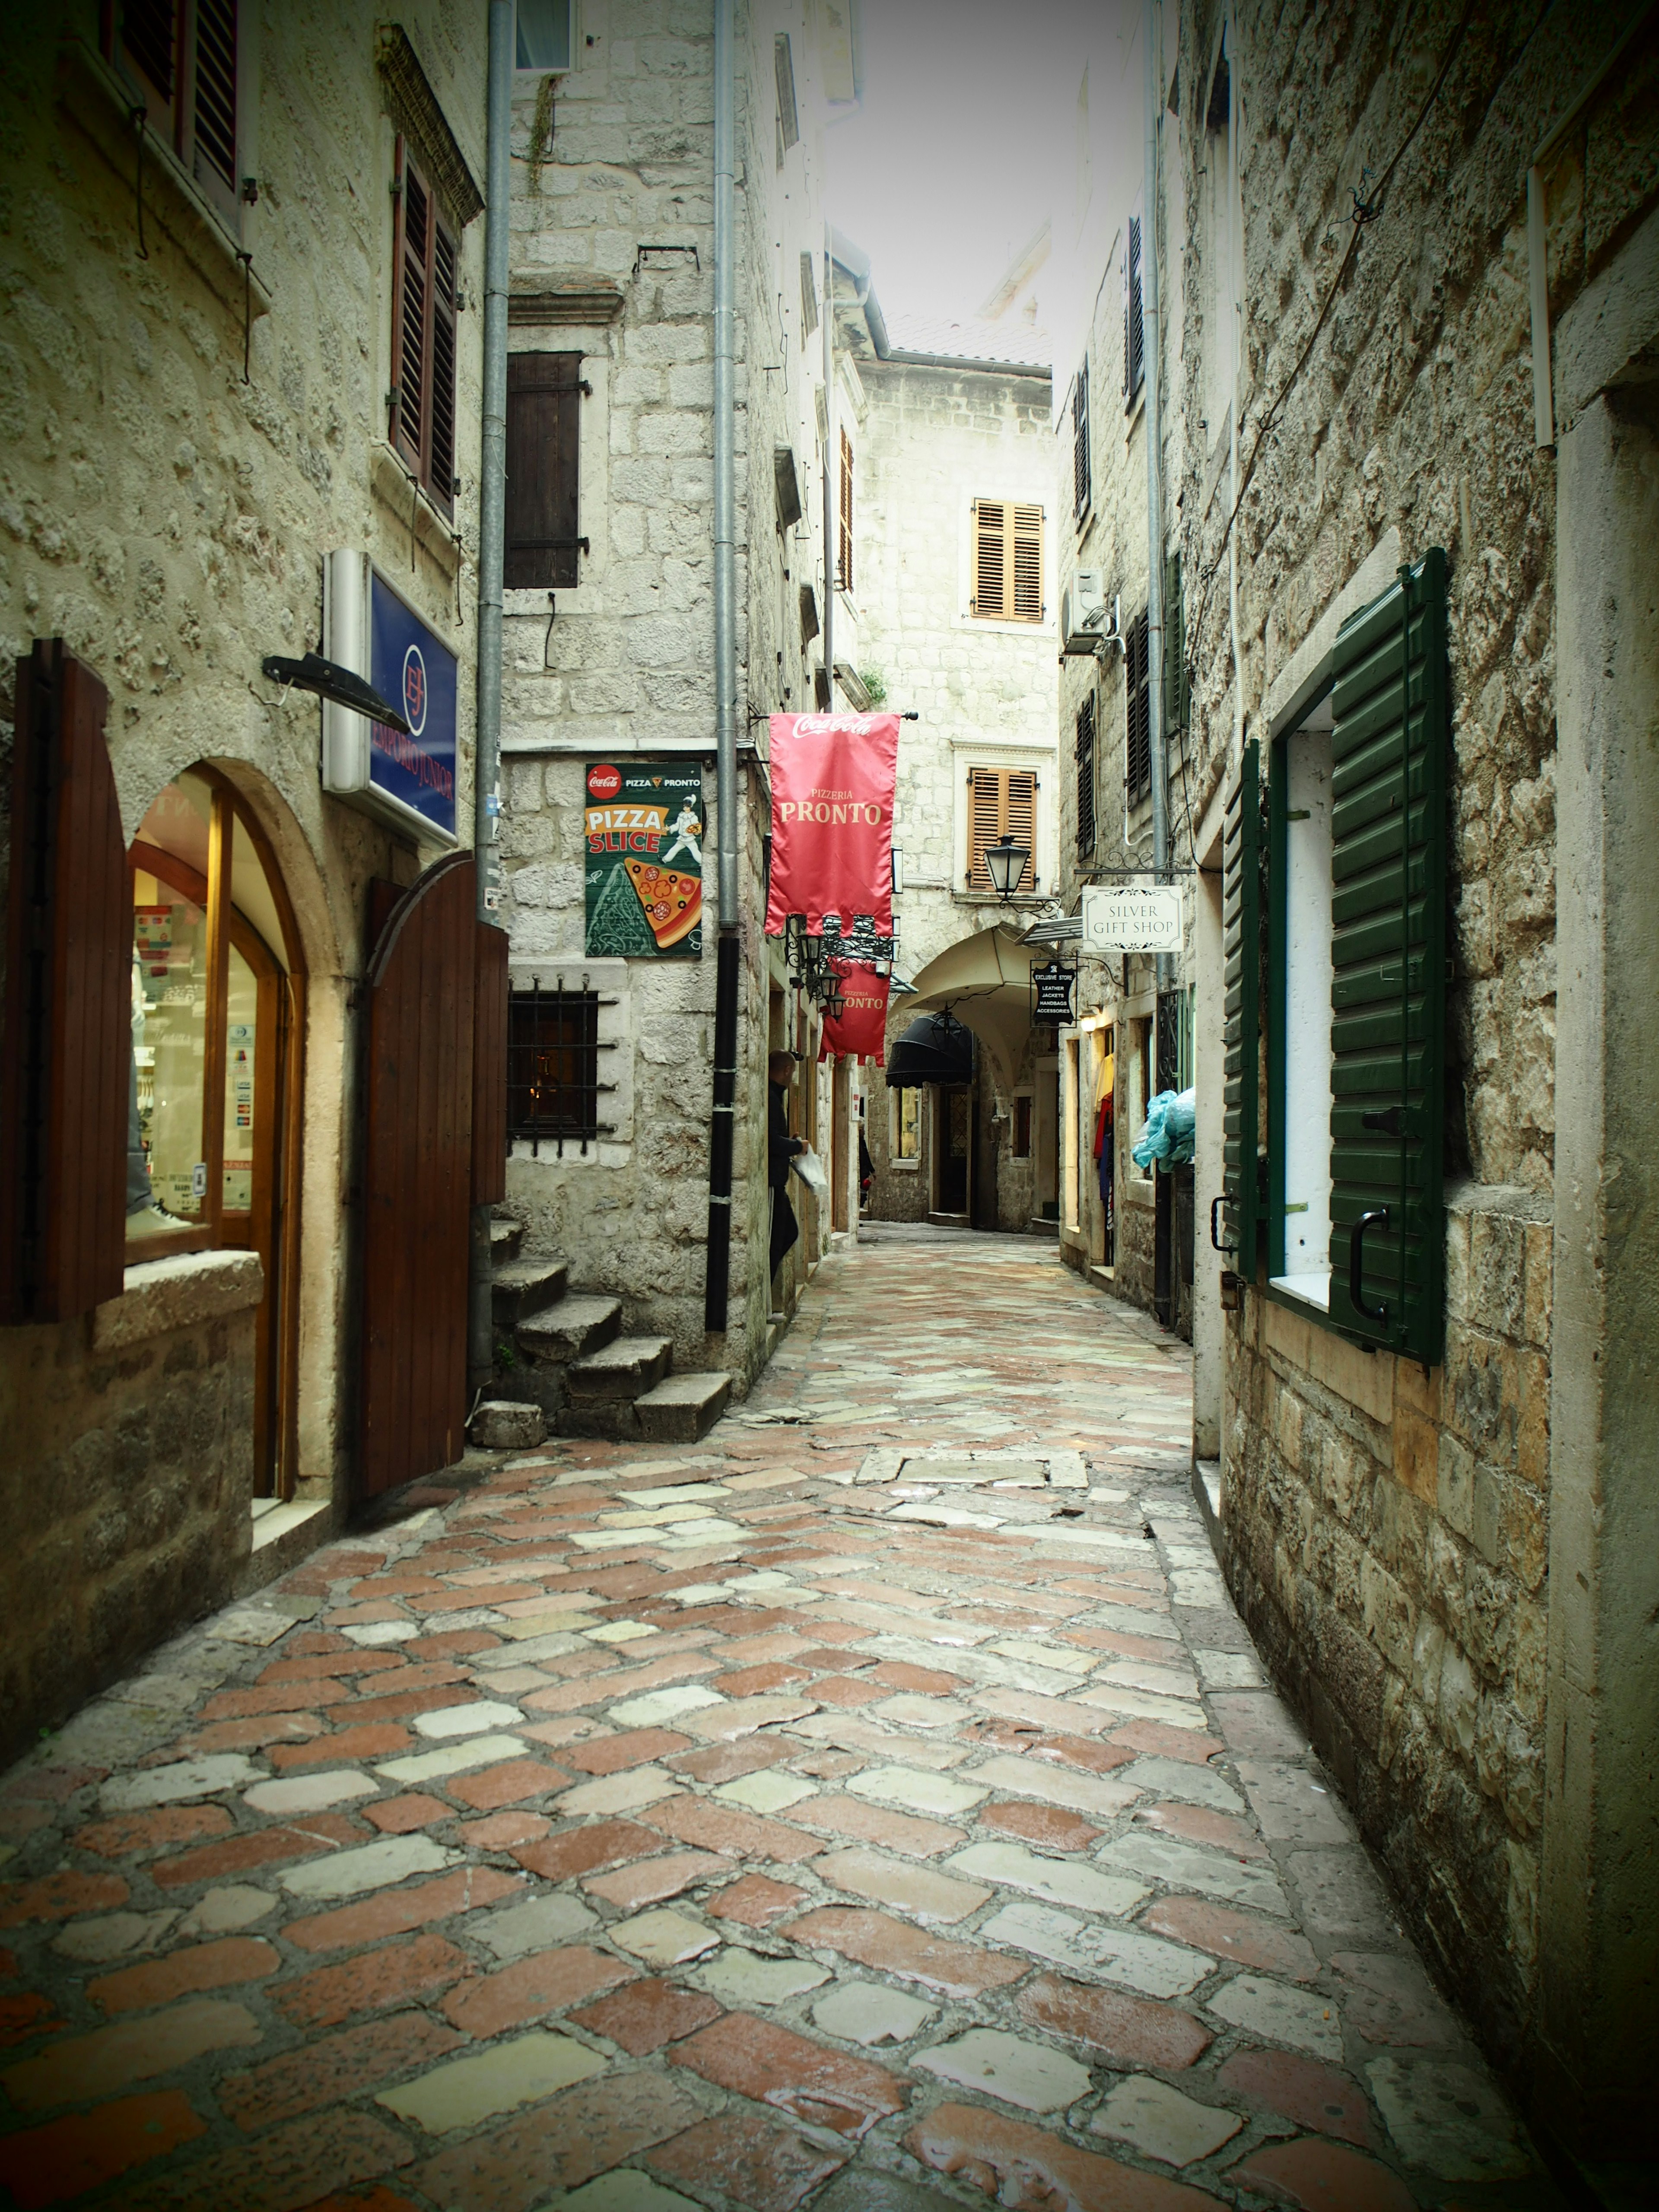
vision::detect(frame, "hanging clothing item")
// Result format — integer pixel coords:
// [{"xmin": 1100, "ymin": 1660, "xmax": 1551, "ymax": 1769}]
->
[{"xmin": 1096, "ymin": 1098, "xmax": 1114, "ymax": 1205}]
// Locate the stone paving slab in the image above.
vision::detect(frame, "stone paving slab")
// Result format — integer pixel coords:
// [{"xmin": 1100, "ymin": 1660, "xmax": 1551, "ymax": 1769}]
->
[{"xmin": 0, "ymin": 1233, "xmax": 1556, "ymax": 2211}]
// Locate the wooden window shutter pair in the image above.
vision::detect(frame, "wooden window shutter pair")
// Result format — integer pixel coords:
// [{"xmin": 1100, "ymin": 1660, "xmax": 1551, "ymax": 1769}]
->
[
  {"xmin": 1072, "ymin": 364, "xmax": 1090, "ymax": 522},
  {"xmin": 1124, "ymin": 607, "xmax": 1152, "ymax": 804},
  {"xmin": 0, "ymin": 642, "xmax": 130, "ymax": 1324},
  {"xmin": 970, "ymin": 502, "xmax": 1044, "ymax": 622},
  {"xmin": 391, "ymin": 140, "xmax": 460, "ymax": 518},
  {"xmin": 1123, "ymin": 202, "xmax": 1145, "ymax": 402},
  {"xmin": 966, "ymin": 768, "xmax": 1037, "ymax": 892},
  {"xmin": 505, "ymin": 352, "xmax": 584, "ymax": 587},
  {"xmin": 111, "ymin": 0, "xmax": 242, "ymax": 228},
  {"xmin": 838, "ymin": 428, "xmax": 855, "ymax": 594}
]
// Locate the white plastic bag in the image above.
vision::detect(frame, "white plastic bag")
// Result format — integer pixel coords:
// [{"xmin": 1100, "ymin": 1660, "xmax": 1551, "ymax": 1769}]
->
[{"xmin": 791, "ymin": 1146, "xmax": 829, "ymax": 1200}]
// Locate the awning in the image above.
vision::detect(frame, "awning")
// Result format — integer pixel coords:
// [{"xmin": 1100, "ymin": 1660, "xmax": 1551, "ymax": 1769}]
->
[
  {"xmin": 887, "ymin": 1010, "xmax": 974, "ymax": 1088},
  {"xmin": 906, "ymin": 925, "xmax": 1047, "ymax": 1093}
]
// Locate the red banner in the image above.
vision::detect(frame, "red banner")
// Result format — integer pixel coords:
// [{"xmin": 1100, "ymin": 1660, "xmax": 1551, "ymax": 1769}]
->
[
  {"xmin": 817, "ymin": 963, "xmax": 890, "ymax": 1063},
  {"xmin": 766, "ymin": 712, "xmax": 899, "ymax": 936}
]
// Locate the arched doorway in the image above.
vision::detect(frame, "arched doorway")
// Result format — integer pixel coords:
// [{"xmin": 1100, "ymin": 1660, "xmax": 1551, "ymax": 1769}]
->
[{"xmin": 127, "ymin": 766, "xmax": 305, "ymax": 1497}]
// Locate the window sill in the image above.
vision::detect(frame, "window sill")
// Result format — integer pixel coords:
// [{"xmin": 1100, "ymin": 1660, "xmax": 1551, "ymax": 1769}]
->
[
  {"xmin": 369, "ymin": 444, "xmax": 465, "ymax": 583},
  {"xmin": 92, "ymin": 1248, "xmax": 265, "ymax": 1353},
  {"xmin": 58, "ymin": 36, "xmax": 271, "ymax": 324},
  {"xmin": 1270, "ymin": 1269, "xmax": 1332, "ymax": 1315},
  {"xmin": 889, "ymin": 1156, "xmax": 921, "ymax": 1172}
]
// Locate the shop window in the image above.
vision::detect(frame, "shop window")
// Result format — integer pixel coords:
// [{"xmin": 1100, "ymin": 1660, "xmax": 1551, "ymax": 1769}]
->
[
  {"xmin": 391, "ymin": 140, "xmax": 460, "ymax": 517},
  {"xmin": 1012, "ymin": 1095, "xmax": 1033, "ymax": 1159},
  {"xmin": 891, "ymin": 1085, "xmax": 921, "ymax": 1163},
  {"xmin": 508, "ymin": 985, "xmax": 608, "ymax": 1154},
  {"xmin": 106, "ymin": 0, "xmax": 245, "ymax": 232},
  {"xmin": 505, "ymin": 352, "xmax": 583, "ymax": 587}
]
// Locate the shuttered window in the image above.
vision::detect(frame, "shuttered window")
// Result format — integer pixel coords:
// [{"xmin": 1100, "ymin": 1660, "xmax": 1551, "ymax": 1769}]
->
[
  {"xmin": 971, "ymin": 501, "xmax": 1044, "ymax": 623},
  {"xmin": 1075, "ymin": 693, "xmax": 1096, "ymax": 858},
  {"xmin": 1123, "ymin": 200, "xmax": 1145, "ymax": 404},
  {"xmin": 775, "ymin": 35, "xmax": 800, "ymax": 151},
  {"xmin": 1124, "ymin": 607, "xmax": 1152, "ymax": 804},
  {"xmin": 838, "ymin": 428, "xmax": 855, "ymax": 594},
  {"xmin": 800, "ymin": 250, "xmax": 819, "ymax": 339},
  {"xmin": 1163, "ymin": 551, "xmax": 1189, "ymax": 737},
  {"xmin": 505, "ymin": 351, "xmax": 582, "ymax": 587},
  {"xmin": 1221, "ymin": 737, "xmax": 1262, "ymax": 1272},
  {"xmin": 108, "ymin": 0, "xmax": 242, "ymax": 230},
  {"xmin": 1323, "ymin": 550, "xmax": 1448, "ymax": 1359},
  {"xmin": 1, "ymin": 642, "xmax": 129, "ymax": 1324},
  {"xmin": 1072, "ymin": 362, "xmax": 1090, "ymax": 523},
  {"xmin": 391, "ymin": 140, "xmax": 460, "ymax": 519},
  {"xmin": 966, "ymin": 768, "xmax": 1037, "ymax": 893}
]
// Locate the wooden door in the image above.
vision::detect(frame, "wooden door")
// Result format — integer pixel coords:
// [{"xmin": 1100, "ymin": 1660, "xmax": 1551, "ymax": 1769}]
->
[{"xmin": 362, "ymin": 850, "xmax": 477, "ymax": 1497}]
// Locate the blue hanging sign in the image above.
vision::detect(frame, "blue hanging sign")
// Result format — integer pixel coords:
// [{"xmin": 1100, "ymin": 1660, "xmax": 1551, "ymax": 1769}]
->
[{"xmin": 368, "ymin": 572, "xmax": 458, "ymax": 839}]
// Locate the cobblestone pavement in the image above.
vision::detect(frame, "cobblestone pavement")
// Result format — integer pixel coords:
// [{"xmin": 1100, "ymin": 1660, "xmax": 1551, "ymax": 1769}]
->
[{"xmin": 0, "ymin": 1230, "xmax": 1555, "ymax": 2212}]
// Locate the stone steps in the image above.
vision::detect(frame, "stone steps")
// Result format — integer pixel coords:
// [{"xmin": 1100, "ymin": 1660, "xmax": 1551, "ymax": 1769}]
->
[
  {"xmin": 490, "ymin": 1217, "xmax": 523, "ymax": 1264},
  {"xmin": 516, "ymin": 1294, "xmax": 623, "ymax": 1366},
  {"xmin": 567, "ymin": 1335, "xmax": 674, "ymax": 1404},
  {"xmin": 636, "ymin": 1370, "xmax": 731, "ymax": 1443},
  {"xmin": 492, "ymin": 1255, "xmax": 569, "ymax": 1330}
]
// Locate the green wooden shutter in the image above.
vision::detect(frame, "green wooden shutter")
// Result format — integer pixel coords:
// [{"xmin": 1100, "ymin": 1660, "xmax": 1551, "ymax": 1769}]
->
[
  {"xmin": 1163, "ymin": 550, "xmax": 1189, "ymax": 736},
  {"xmin": 1327, "ymin": 549, "xmax": 1447, "ymax": 1360},
  {"xmin": 1222, "ymin": 738, "xmax": 1262, "ymax": 1271}
]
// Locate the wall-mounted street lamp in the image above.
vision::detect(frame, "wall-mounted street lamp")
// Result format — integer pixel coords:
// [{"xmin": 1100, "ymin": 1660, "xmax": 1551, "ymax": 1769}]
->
[{"xmin": 984, "ymin": 834, "xmax": 1031, "ymax": 902}]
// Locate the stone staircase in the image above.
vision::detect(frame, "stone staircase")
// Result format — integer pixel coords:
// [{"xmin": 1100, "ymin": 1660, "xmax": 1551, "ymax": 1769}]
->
[{"xmin": 488, "ymin": 1217, "xmax": 729, "ymax": 1444}]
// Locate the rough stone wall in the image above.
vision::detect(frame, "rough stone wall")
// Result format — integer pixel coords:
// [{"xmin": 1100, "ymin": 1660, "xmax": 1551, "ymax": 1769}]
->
[
  {"xmin": 1171, "ymin": 0, "xmax": 1659, "ymax": 2074},
  {"xmin": 0, "ymin": 1266, "xmax": 258, "ymax": 1769},
  {"xmin": 496, "ymin": 0, "xmax": 827, "ymax": 1382},
  {"xmin": 847, "ymin": 355, "xmax": 1057, "ymax": 1230},
  {"xmin": 0, "ymin": 6, "xmax": 486, "ymax": 1512}
]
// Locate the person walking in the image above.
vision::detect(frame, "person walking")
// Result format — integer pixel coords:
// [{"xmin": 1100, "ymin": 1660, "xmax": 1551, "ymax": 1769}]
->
[{"xmin": 769, "ymin": 1050, "xmax": 805, "ymax": 1291}]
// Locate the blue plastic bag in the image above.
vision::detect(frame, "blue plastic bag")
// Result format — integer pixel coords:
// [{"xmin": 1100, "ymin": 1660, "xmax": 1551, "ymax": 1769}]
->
[{"xmin": 1132, "ymin": 1087, "xmax": 1196, "ymax": 1170}]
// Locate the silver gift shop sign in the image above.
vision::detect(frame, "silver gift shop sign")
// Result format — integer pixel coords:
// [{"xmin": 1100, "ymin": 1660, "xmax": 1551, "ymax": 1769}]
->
[{"xmin": 1081, "ymin": 882, "xmax": 1184, "ymax": 953}]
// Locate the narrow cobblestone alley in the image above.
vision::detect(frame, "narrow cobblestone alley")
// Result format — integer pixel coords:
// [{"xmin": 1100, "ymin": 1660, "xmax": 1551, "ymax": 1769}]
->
[{"xmin": 0, "ymin": 1236, "xmax": 1550, "ymax": 2212}]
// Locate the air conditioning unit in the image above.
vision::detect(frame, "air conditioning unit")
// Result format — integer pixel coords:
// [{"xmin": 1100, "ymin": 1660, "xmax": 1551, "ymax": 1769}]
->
[{"xmin": 1061, "ymin": 572, "xmax": 1113, "ymax": 658}]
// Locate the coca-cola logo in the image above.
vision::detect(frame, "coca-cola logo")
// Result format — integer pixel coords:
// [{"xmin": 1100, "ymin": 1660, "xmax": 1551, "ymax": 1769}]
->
[{"xmin": 587, "ymin": 763, "xmax": 623, "ymax": 799}]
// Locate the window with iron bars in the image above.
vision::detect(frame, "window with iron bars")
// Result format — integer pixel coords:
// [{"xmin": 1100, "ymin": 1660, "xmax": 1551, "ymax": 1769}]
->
[{"xmin": 507, "ymin": 985, "xmax": 613, "ymax": 1155}]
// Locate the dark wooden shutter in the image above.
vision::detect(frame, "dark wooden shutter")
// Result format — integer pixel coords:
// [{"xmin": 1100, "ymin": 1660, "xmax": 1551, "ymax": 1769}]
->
[
  {"xmin": 361, "ymin": 850, "xmax": 477, "ymax": 1496},
  {"xmin": 839, "ymin": 428, "xmax": 855, "ymax": 595},
  {"xmin": 1, "ymin": 642, "xmax": 130, "ymax": 1324},
  {"xmin": 1125, "ymin": 608, "xmax": 1151, "ymax": 804},
  {"xmin": 1075, "ymin": 693, "xmax": 1096, "ymax": 857},
  {"xmin": 1327, "ymin": 550, "xmax": 1448, "ymax": 1359},
  {"xmin": 429, "ymin": 215, "xmax": 459, "ymax": 516},
  {"xmin": 472, "ymin": 921, "xmax": 509, "ymax": 1205},
  {"xmin": 506, "ymin": 353, "xmax": 583, "ymax": 588},
  {"xmin": 191, "ymin": 0, "xmax": 239, "ymax": 220},
  {"xmin": 1125, "ymin": 209, "xmax": 1144, "ymax": 400},
  {"xmin": 118, "ymin": 0, "xmax": 181, "ymax": 137},
  {"xmin": 1163, "ymin": 551, "xmax": 1189, "ymax": 736},
  {"xmin": 391, "ymin": 142, "xmax": 428, "ymax": 478},
  {"xmin": 1221, "ymin": 738, "xmax": 1262, "ymax": 1273},
  {"xmin": 1073, "ymin": 362, "xmax": 1090, "ymax": 522}
]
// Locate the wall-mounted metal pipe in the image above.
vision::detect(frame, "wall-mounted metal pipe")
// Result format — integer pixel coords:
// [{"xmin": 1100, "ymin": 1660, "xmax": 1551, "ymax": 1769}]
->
[{"xmin": 1143, "ymin": 0, "xmax": 1170, "ymax": 989}]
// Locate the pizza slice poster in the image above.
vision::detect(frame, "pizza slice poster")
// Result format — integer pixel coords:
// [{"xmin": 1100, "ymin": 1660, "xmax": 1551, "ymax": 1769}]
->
[{"xmin": 583, "ymin": 761, "xmax": 705, "ymax": 958}]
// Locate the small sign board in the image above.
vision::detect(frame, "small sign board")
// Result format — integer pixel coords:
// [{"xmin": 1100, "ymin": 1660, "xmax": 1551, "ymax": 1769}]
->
[
  {"xmin": 368, "ymin": 572, "xmax": 458, "ymax": 840},
  {"xmin": 1081, "ymin": 882, "xmax": 1184, "ymax": 953},
  {"xmin": 584, "ymin": 761, "xmax": 705, "ymax": 957},
  {"xmin": 1031, "ymin": 960, "xmax": 1076, "ymax": 1023}
]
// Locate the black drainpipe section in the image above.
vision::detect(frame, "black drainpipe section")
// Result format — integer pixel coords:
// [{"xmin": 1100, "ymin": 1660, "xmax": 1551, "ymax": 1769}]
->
[{"xmin": 704, "ymin": 931, "xmax": 740, "ymax": 1332}]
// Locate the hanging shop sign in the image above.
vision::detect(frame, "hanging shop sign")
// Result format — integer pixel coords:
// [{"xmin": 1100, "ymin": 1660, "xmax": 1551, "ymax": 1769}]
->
[
  {"xmin": 1032, "ymin": 960, "xmax": 1077, "ymax": 1024},
  {"xmin": 817, "ymin": 963, "xmax": 890, "ymax": 1063},
  {"xmin": 765, "ymin": 712, "xmax": 899, "ymax": 937},
  {"xmin": 1081, "ymin": 881, "xmax": 1184, "ymax": 953},
  {"xmin": 583, "ymin": 760, "xmax": 704, "ymax": 957},
  {"xmin": 320, "ymin": 550, "xmax": 458, "ymax": 844}
]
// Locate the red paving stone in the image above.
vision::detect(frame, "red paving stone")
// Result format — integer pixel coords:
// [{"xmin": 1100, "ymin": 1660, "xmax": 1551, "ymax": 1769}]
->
[
  {"xmin": 672, "ymin": 2012, "xmax": 906, "ymax": 2137},
  {"xmin": 562, "ymin": 1728, "xmax": 693, "ymax": 1773},
  {"xmin": 708, "ymin": 1872, "xmax": 807, "ymax": 1926},
  {"xmin": 798, "ymin": 1796, "xmax": 966, "ymax": 1856},
  {"xmin": 70, "ymin": 1805, "xmax": 233, "ymax": 1859},
  {"xmin": 570, "ymin": 1977, "xmax": 723, "ymax": 2053},
  {"xmin": 650, "ymin": 1796, "xmax": 826, "ymax": 1862},
  {"xmin": 979, "ymin": 1799, "xmax": 1103, "ymax": 1851},
  {"xmin": 667, "ymin": 1737, "xmax": 792, "ymax": 1783},
  {"xmin": 907, "ymin": 2101, "xmax": 1226, "ymax": 2210},
  {"xmin": 0, "ymin": 1870, "xmax": 129, "ymax": 1926},
  {"xmin": 1218, "ymin": 2049, "xmax": 1374, "ymax": 2147},
  {"xmin": 583, "ymin": 1850, "xmax": 733, "ymax": 1910},
  {"xmin": 152, "ymin": 1814, "xmax": 363, "ymax": 1888},
  {"xmin": 460, "ymin": 1810, "xmax": 551, "ymax": 1847},
  {"xmin": 201, "ymin": 1679, "xmax": 358, "ymax": 1719},
  {"xmin": 1108, "ymin": 1719, "xmax": 1227, "ymax": 1765},
  {"xmin": 411, "ymin": 2071, "xmax": 703, "ymax": 2212},
  {"xmin": 789, "ymin": 1907, "xmax": 1027, "ymax": 1999},
  {"xmin": 169, "ymin": 1714, "xmax": 326, "ymax": 1755},
  {"xmin": 512, "ymin": 1818, "xmax": 665, "ymax": 1881},
  {"xmin": 3, "ymin": 1997, "xmax": 261, "ymax": 2111},
  {"xmin": 1017, "ymin": 1973, "xmax": 1214, "ymax": 2069},
  {"xmin": 0, "ymin": 1994, "xmax": 60, "ymax": 2049},
  {"xmin": 121, "ymin": 2108, "xmax": 414, "ymax": 2212},
  {"xmin": 267, "ymin": 1723, "xmax": 413, "ymax": 1770},
  {"xmin": 0, "ymin": 2089, "xmax": 207, "ymax": 2209},
  {"xmin": 648, "ymin": 2110, "xmax": 848, "ymax": 2212},
  {"xmin": 284, "ymin": 1867, "xmax": 522, "ymax": 1953},
  {"xmin": 362, "ymin": 1793, "xmax": 450, "ymax": 1833},
  {"xmin": 272, "ymin": 1934, "xmax": 472, "ymax": 2028},
  {"xmin": 448, "ymin": 1758, "xmax": 572, "ymax": 1809},
  {"xmin": 1140, "ymin": 1895, "xmax": 1321, "ymax": 1981},
  {"xmin": 1230, "ymin": 2138, "xmax": 1417, "ymax": 2210},
  {"xmin": 218, "ymin": 2011, "xmax": 462, "ymax": 2132},
  {"xmin": 88, "ymin": 1936, "xmax": 281, "ymax": 2015},
  {"xmin": 1134, "ymin": 1799, "xmax": 1269, "ymax": 1858},
  {"xmin": 442, "ymin": 1945, "xmax": 636, "ymax": 2036}
]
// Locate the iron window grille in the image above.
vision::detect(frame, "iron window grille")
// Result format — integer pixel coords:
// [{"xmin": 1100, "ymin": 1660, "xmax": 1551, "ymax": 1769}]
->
[{"xmin": 507, "ymin": 982, "xmax": 616, "ymax": 1156}]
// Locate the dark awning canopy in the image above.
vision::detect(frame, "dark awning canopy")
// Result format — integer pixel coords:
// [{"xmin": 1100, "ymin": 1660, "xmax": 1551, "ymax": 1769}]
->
[{"xmin": 887, "ymin": 1010, "xmax": 974, "ymax": 1089}]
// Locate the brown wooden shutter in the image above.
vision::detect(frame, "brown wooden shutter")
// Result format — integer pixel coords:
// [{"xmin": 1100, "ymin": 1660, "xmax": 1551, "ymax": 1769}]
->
[
  {"xmin": 429, "ymin": 215, "xmax": 459, "ymax": 515},
  {"xmin": 973, "ymin": 500, "xmax": 1007, "ymax": 618},
  {"xmin": 1012, "ymin": 505, "xmax": 1044, "ymax": 622},
  {"xmin": 1, "ymin": 641, "xmax": 130, "ymax": 1324},
  {"xmin": 1073, "ymin": 364, "xmax": 1090, "ymax": 520},
  {"xmin": 967, "ymin": 767, "xmax": 1037, "ymax": 892},
  {"xmin": 391, "ymin": 141, "xmax": 430, "ymax": 479},
  {"xmin": 1125, "ymin": 608, "xmax": 1151, "ymax": 803},
  {"xmin": 191, "ymin": 0, "xmax": 239, "ymax": 219},
  {"xmin": 1004, "ymin": 771, "xmax": 1037, "ymax": 882},
  {"xmin": 505, "ymin": 352, "xmax": 583, "ymax": 588},
  {"xmin": 472, "ymin": 920, "xmax": 509, "ymax": 1205},
  {"xmin": 1125, "ymin": 207, "xmax": 1145, "ymax": 400},
  {"xmin": 118, "ymin": 0, "xmax": 182, "ymax": 139},
  {"xmin": 361, "ymin": 850, "xmax": 477, "ymax": 1495},
  {"xmin": 838, "ymin": 427, "xmax": 854, "ymax": 594}
]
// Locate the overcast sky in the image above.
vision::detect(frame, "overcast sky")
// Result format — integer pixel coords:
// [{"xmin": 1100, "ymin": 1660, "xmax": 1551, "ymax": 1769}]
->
[{"xmin": 823, "ymin": 0, "xmax": 1106, "ymax": 326}]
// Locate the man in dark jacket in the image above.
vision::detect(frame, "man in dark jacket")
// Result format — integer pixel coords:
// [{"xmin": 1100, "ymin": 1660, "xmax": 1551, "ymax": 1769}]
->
[{"xmin": 768, "ymin": 1050, "xmax": 804, "ymax": 1284}]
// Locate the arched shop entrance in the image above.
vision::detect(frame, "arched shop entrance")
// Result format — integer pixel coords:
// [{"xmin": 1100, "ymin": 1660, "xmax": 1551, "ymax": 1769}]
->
[{"xmin": 127, "ymin": 766, "xmax": 305, "ymax": 1498}]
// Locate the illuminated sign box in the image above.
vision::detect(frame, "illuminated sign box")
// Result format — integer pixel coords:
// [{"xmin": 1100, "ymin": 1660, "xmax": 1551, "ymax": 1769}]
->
[{"xmin": 321, "ymin": 549, "xmax": 459, "ymax": 846}]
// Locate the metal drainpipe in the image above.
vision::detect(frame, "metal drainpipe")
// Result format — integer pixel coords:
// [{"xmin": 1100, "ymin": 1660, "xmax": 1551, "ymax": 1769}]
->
[
  {"xmin": 469, "ymin": 0, "xmax": 512, "ymax": 1391},
  {"xmin": 703, "ymin": 0, "xmax": 739, "ymax": 1334},
  {"xmin": 1144, "ymin": 0, "xmax": 1170, "ymax": 996},
  {"xmin": 823, "ymin": 226, "xmax": 835, "ymax": 695}
]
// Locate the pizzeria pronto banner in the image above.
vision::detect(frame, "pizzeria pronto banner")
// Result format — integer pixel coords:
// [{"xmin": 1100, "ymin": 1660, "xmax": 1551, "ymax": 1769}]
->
[
  {"xmin": 817, "ymin": 963, "xmax": 890, "ymax": 1064},
  {"xmin": 583, "ymin": 761, "xmax": 704, "ymax": 958},
  {"xmin": 765, "ymin": 712, "xmax": 900, "ymax": 936}
]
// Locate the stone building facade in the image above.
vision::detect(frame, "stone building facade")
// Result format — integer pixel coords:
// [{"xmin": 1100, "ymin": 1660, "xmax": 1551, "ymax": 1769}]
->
[
  {"xmin": 496, "ymin": 0, "xmax": 846, "ymax": 1384},
  {"xmin": 1163, "ymin": 0, "xmax": 1659, "ymax": 2149},
  {"xmin": 833, "ymin": 279, "xmax": 1058, "ymax": 1232},
  {"xmin": 0, "ymin": 3, "xmax": 487, "ymax": 1762}
]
